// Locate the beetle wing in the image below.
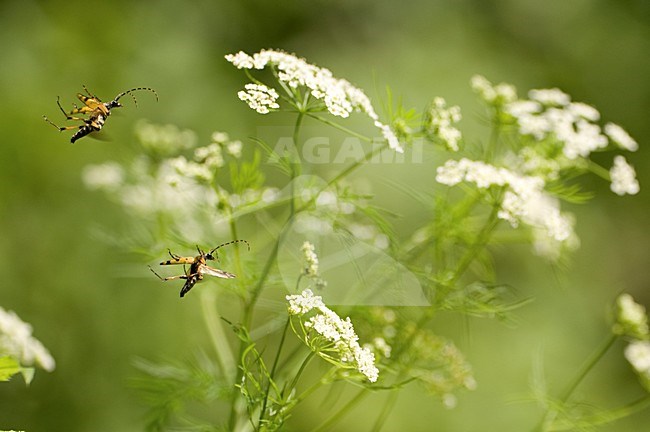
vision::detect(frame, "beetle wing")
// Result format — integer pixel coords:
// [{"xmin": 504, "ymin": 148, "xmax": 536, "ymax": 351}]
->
[
  {"xmin": 200, "ymin": 264, "xmax": 236, "ymax": 279},
  {"xmin": 77, "ymin": 93, "xmax": 104, "ymax": 110}
]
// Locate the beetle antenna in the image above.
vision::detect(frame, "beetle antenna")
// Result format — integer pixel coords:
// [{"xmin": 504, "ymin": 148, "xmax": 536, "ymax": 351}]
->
[
  {"xmin": 114, "ymin": 87, "xmax": 158, "ymax": 107},
  {"xmin": 208, "ymin": 239, "xmax": 250, "ymax": 260}
]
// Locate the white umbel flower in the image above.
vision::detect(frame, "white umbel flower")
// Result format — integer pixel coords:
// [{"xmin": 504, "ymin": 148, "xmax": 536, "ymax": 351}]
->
[
  {"xmin": 501, "ymin": 85, "xmax": 632, "ymax": 163},
  {"xmin": 436, "ymin": 158, "xmax": 575, "ymax": 243},
  {"xmin": 237, "ymin": 83, "xmax": 280, "ymax": 114},
  {"xmin": 286, "ymin": 289, "xmax": 379, "ymax": 382},
  {"xmin": 287, "ymin": 288, "xmax": 326, "ymax": 315},
  {"xmin": 226, "ymin": 49, "xmax": 402, "ymax": 152},
  {"xmin": 0, "ymin": 306, "xmax": 55, "ymax": 372},
  {"xmin": 610, "ymin": 155, "xmax": 640, "ymax": 196}
]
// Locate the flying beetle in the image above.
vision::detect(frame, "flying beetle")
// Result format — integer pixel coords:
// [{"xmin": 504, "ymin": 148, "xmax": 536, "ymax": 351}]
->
[
  {"xmin": 43, "ymin": 86, "xmax": 158, "ymax": 143},
  {"xmin": 149, "ymin": 240, "xmax": 250, "ymax": 297}
]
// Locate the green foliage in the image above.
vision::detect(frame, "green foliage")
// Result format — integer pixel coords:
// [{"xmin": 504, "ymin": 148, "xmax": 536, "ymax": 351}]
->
[
  {"xmin": 76, "ymin": 50, "xmax": 650, "ymax": 431},
  {"xmin": 0, "ymin": 356, "xmax": 26, "ymax": 384},
  {"xmin": 131, "ymin": 356, "xmax": 229, "ymax": 432},
  {"xmin": 229, "ymin": 150, "xmax": 265, "ymax": 194}
]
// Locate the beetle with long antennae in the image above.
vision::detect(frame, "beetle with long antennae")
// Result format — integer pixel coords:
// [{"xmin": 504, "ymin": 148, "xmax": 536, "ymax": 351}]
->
[
  {"xmin": 149, "ymin": 240, "xmax": 250, "ymax": 297},
  {"xmin": 43, "ymin": 86, "xmax": 158, "ymax": 143}
]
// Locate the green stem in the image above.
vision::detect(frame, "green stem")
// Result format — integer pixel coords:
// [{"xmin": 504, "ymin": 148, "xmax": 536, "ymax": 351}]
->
[
  {"xmin": 534, "ymin": 334, "xmax": 617, "ymax": 432},
  {"xmin": 293, "ymin": 367, "xmax": 336, "ymax": 406},
  {"xmin": 286, "ymin": 350, "xmax": 316, "ymax": 396},
  {"xmin": 296, "ymin": 142, "xmax": 388, "ymax": 214},
  {"xmin": 371, "ymin": 391, "xmax": 399, "ymax": 432},
  {"xmin": 228, "ymin": 113, "xmax": 387, "ymax": 429},
  {"xmin": 290, "ymin": 111, "xmax": 305, "ymax": 215},
  {"xmin": 312, "ymin": 388, "xmax": 369, "ymax": 432},
  {"xmin": 229, "ymin": 111, "xmax": 305, "ymax": 430},
  {"xmin": 586, "ymin": 159, "xmax": 611, "ymax": 181},
  {"xmin": 449, "ymin": 196, "xmax": 502, "ymax": 284},
  {"xmin": 200, "ymin": 290, "xmax": 235, "ymax": 377},
  {"xmin": 259, "ymin": 317, "xmax": 291, "ymax": 425},
  {"xmin": 392, "ymin": 196, "xmax": 501, "ymax": 360},
  {"xmin": 306, "ymin": 113, "xmax": 375, "ymax": 142},
  {"xmin": 483, "ymin": 110, "xmax": 502, "ymax": 161}
]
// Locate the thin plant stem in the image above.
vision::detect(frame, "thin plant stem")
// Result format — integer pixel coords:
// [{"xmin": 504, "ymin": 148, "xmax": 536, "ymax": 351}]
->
[
  {"xmin": 586, "ymin": 159, "xmax": 611, "ymax": 181},
  {"xmin": 312, "ymin": 388, "xmax": 369, "ymax": 432},
  {"xmin": 483, "ymin": 109, "xmax": 502, "ymax": 161},
  {"xmin": 286, "ymin": 350, "xmax": 316, "ymax": 397},
  {"xmin": 534, "ymin": 334, "xmax": 618, "ymax": 432},
  {"xmin": 229, "ymin": 111, "xmax": 390, "ymax": 428},
  {"xmin": 306, "ymin": 113, "xmax": 375, "ymax": 142},
  {"xmin": 371, "ymin": 391, "xmax": 399, "ymax": 432},
  {"xmin": 449, "ymin": 194, "xmax": 502, "ymax": 284},
  {"xmin": 258, "ymin": 317, "xmax": 291, "ymax": 425},
  {"xmin": 296, "ymin": 141, "xmax": 388, "ymax": 214},
  {"xmin": 200, "ymin": 290, "xmax": 235, "ymax": 377},
  {"xmin": 290, "ymin": 111, "xmax": 305, "ymax": 215},
  {"xmin": 231, "ymin": 111, "xmax": 305, "ymax": 429},
  {"xmin": 293, "ymin": 367, "xmax": 337, "ymax": 406}
]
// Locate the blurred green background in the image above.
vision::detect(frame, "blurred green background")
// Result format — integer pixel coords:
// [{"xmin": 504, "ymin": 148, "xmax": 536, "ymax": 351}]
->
[{"xmin": 1, "ymin": 0, "xmax": 649, "ymax": 430}]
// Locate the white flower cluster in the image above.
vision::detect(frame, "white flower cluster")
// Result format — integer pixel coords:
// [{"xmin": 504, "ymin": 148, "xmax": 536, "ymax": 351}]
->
[
  {"xmin": 427, "ymin": 97, "xmax": 462, "ymax": 151},
  {"xmin": 469, "ymin": 76, "xmax": 640, "ymax": 228},
  {"xmin": 300, "ymin": 241, "xmax": 327, "ymax": 289},
  {"xmin": 194, "ymin": 144, "xmax": 224, "ymax": 170},
  {"xmin": 436, "ymin": 158, "xmax": 574, "ymax": 244},
  {"xmin": 169, "ymin": 156, "xmax": 215, "ymax": 184},
  {"xmin": 237, "ymin": 83, "xmax": 280, "ymax": 114},
  {"xmin": 470, "ymin": 75, "xmax": 517, "ymax": 105},
  {"xmin": 226, "ymin": 49, "xmax": 402, "ymax": 153},
  {"xmin": 211, "ymin": 131, "xmax": 243, "ymax": 158},
  {"xmin": 614, "ymin": 293, "xmax": 649, "ymax": 340},
  {"xmin": 625, "ymin": 341, "xmax": 650, "ymax": 381},
  {"xmin": 286, "ymin": 289, "xmax": 379, "ymax": 382},
  {"xmin": 614, "ymin": 294, "xmax": 650, "ymax": 390},
  {"xmin": 503, "ymin": 85, "xmax": 640, "ymax": 165},
  {"xmin": 301, "ymin": 241, "xmax": 319, "ymax": 278},
  {"xmin": 605, "ymin": 123, "xmax": 639, "ymax": 152},
  {"xmin": 609, "ymin": 155, "xmax": 640, "ymax": 196},
  {"xmin": 0, "ymin": 306, "xmax": 55, "ymax": 372}
]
